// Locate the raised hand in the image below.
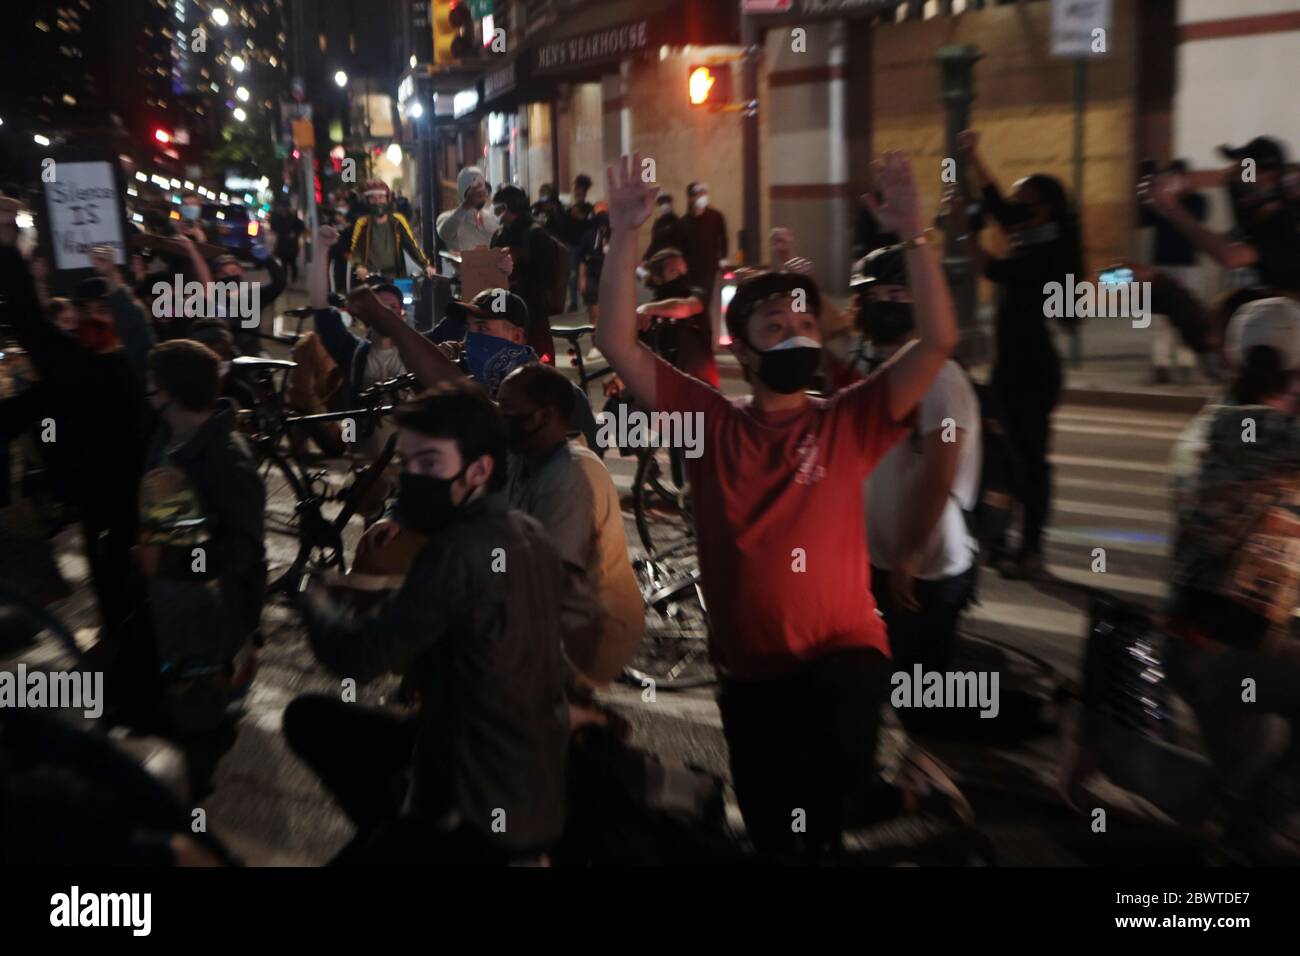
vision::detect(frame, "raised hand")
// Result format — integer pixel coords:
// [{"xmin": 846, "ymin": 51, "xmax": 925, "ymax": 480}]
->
[
  {"xmin": 89, "ymin": 245, "xmax": 120, "ymax": 281},
  {"xmin": 864, "ymin": 151, "xmax": 925, "ymax": 239},
  {"xmin": 605, "ymin": 153, "xmax": 659, "ymax": 234}
]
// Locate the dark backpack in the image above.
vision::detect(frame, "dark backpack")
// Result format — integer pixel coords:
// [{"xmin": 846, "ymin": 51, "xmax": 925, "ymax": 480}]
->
[{"xmin": 963, "ymin": 378, "xmax": 1021, "ymax": 549}]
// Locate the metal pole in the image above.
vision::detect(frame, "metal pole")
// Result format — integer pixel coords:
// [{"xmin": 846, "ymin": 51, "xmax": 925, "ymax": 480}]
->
[
  {"xmin": 936, "ymin": 44, "xmax": 982, "ymax": 362},
  {"xmin": 419, "ymin": 76, "xmax": 438, "ymax": 256},
  {"xmin": 740, "ymin": 3, "xmax": 761, "ymax": 267},
  {"xmin": 301, "ymin": 145, "xmax": 316, "ymax": 264},
  {"xmin": 1070, "ymin": 58, "xmax": 1085, "ymax": 368},
  {"xmin": 550, "ymin": 99, "xmax": 561, "ymax": 195}
]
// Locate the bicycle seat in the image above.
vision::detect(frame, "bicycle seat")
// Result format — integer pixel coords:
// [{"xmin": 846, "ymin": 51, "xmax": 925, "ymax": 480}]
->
[
  {"xmin": 231, "ymin": 356, "xmax": 297, "ymax": 372},
  {"xmin": 552, "ymin": 325, "xmax": 595, "ymax": 342}
]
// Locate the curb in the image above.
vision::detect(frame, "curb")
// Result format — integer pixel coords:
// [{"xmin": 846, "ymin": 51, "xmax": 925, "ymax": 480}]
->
[{"xmin": 1057, "ymin": 386, "xmax": 1211, "ymax": 414}]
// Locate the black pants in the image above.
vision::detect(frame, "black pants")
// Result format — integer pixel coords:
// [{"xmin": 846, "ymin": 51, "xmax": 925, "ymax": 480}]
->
[
  {"xmin": 78, "ymin": 485, "xmax": 140, "ymax": 647},
  {"xmin": 283, "ymin": 694, "xmax": 524, "ymax": 865},
  {"xmin": 992, "ymin": 377, "xmax": 1059, "ymax": 556},
  {"xmin": 717, "ymin": 648, "xmax": 901, "ymax": 861},
  {"xmin": 872, "ymin": 564, "xmax": 978, "ymax": 734},
  {"xmin": 283, "ymin": 694, "xmax": 416, "ymax": 836},
  {"xmin": 872, "ymin": 564, "xmax": 976, "ymax": 677}
]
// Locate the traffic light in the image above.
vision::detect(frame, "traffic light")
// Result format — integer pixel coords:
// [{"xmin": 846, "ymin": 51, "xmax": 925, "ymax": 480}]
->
[
  {"xmin": 688, "ymin": 64, "xmax": 733, "ymax": 109},
  {"xmin": 432, "ymin": 0, "xmax": 474, "ymax": 68},
  {"xmin": 154, "ymin": 128, "xmax": 172, "ymax": 144}
]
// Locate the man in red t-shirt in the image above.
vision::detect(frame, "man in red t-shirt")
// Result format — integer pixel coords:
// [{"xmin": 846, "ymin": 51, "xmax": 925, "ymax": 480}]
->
[{"xmin": 597, "ymin": 153, "xmax": 969, "ymax": 858}]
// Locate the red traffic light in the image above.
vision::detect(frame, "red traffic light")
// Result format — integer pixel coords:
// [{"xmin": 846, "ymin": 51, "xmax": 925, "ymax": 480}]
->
[{"xmin": 154, "ymin": 128, "xmax": 172, "ymax": 144}]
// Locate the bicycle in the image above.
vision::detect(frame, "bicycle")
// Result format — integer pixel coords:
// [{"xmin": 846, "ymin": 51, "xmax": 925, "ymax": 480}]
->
[
  {"xmin": 556, "ymin": 314, "xmax": 714, "ymax": 691},
  {"xmin": 231, "ymin": 358, "xmax": 416, "ymax": 594}
]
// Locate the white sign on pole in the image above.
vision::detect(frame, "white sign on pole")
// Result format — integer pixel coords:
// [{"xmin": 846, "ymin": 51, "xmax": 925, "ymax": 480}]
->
[
  {"xmin": 45, "ymin": 162, "xmax": 125, "ymax": 271},
  {"xmin": 1051, "ymin": 0, "xmax": 1112, "ymax": 57}
]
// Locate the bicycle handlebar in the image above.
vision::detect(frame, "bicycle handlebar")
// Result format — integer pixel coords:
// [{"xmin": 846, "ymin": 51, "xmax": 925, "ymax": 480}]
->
[{"xmin": 283, "ymin": 404, "xmax": 399, "ymax": 427}]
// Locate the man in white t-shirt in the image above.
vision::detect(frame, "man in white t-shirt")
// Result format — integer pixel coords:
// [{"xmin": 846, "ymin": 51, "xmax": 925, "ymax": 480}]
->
[{"xmin": 847, "ymin": 246, "xmax": 981, "ymax": 707}]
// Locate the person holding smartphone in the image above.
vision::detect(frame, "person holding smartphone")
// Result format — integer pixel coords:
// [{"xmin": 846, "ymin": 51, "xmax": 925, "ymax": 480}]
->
[{"xmin": 944, "ymin": 130, "xmax": 1084, "ymax": 579}]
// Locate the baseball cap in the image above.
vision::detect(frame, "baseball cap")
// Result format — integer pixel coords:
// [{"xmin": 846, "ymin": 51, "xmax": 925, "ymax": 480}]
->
[
  {"xmin": 851, "ymin": 243, "xmax": 909, "ymax": 292},
  {"xmin": 457, "ymin": 166, "xmax": 487, "ymax": 200},
  {"xmin": 447, "ymin": 288, "xmax": 530, "ymax": 330},
  {"xmin": 1219, "ymin": 136, "xmax": 1288, "ymax": 172},
  {"xmin": 1225, "ymin": 296, "xmax": 1300, "ymax": 370}
]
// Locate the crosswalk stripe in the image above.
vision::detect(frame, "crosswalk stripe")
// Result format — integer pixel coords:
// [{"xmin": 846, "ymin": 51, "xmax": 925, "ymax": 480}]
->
[
  {"xmin": 1032, "ymin": 564, "xmax": 1166, "ymax": 599},
  {"xmin": 968, "ymin": 599, "xmax": 1084, "ymax": 641},
  {"xmin": 1045, "ymin": 527, "xmax": 1168, "ymax": 557},
  {"xmin": 1052, "ymin": 498, "xmax": 1172, "ymax": 524},
  {"xmin": 1051, "ymin": 454, "xmax": 1169, "ymax": 474},
  {"xmin": 1056, "ymin": 475, "xmax": 1170, "ymax": 499},
  {"xmin": 1054, "ymin": 409, "xmax": 1197, "ymax": 430},
  {"xmin": 1053, "ymin": 422, "xmax": 1186, "ymax": 440}
]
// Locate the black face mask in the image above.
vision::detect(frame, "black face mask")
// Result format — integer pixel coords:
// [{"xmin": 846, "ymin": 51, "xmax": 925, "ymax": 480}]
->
[
  {"xmin": 861, "ymin": 300, "xmax": 915, "ymax": 346},
  {"xmin": 397, "ymin": 467, "xmax": 467, "ymax": 533},
  {"xmin": 372, "ymin": 203, "xmax": 390, "ymax": 217},
  {"xmin": 753, "ymin": 338, "xmax": 822, "ymax": 394}
]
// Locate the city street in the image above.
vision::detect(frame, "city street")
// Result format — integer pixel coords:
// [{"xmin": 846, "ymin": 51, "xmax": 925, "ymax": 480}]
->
[
  {"xmin": 1, "ymin": 0, "xmax": 1298, "ymax": 913},
  {"xmin": 8, "ymin": 284, "xmax": 1217, "ymax": 865}
]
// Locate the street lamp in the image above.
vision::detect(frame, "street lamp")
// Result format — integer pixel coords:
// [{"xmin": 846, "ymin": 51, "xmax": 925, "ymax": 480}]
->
[
  {"xmin": 386, "ymin": 144, "xmax": 402, "ymax": 165},
  {"xmin": 236, "ymin": 87, "xmax": 250, "ymax": 102},
  {"xmin": 233, "ymin": 107, "xmax": 247, "ymax": 122},
  {"xmin": 408, "ymin": 101, "xmax": 423, "ymax": 119},
  {"xmin": 231, "ymin": 55, "xmax": 246, "ymax": 72},
  {"xmin": 211, "ymin": 8, "xmax": 229, "ymax": 27},
  {"xmin": 33, "ymin": 134, "xmax": 50, "ymax": 146},
  {"xmin": 334, "ymin": 70, "xmax": 348, "ymax": 88}
]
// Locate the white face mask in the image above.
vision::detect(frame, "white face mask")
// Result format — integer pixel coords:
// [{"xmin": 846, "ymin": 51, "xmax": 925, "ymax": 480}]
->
[{"xmin": 694, "ymin": 195, "xmax": 709, "ymax": 210}]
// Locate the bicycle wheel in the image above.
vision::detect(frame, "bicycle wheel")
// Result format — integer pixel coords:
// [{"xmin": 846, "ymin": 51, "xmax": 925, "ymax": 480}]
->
[
  {"xmin": 632, "ymin": 447, "xmax": 695, "ymax": 557},
  {"xmin": 624, "ymin": 552, "xmax": 715, "ymax": 691},
  {"xmin": 259, "ymin": 449, "xmax": 310, "ymax": 592},
  {"xmin": 261, "ymin": 449, "xmax": 347, "ymax": 594}
]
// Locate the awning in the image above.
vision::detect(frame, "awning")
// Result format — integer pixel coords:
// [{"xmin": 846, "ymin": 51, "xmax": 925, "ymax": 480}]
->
[{"xmin": 528, "ymin": 0, "xmax": 739, "ymax": 80}]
